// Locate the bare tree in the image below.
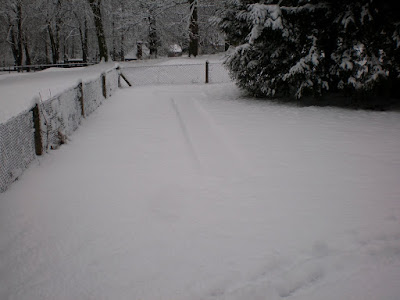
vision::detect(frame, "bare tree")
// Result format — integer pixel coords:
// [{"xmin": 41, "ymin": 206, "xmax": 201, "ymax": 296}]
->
[
  {"xmin": 42, "ymin": 0, "xmax": 63, "ymax": 64},
  {"xmin": 0, "ymin": 0, "xmax": 223, "ymax": 66},
  {"xmin": 1, "ymin": 0, "xmax": 24, "ymax": 66},
  {"xmin": 188, "ymin": 0, "xmax": 199, "ymax": 57},
  {"xmin": 65, "ymin": 0, "xmax": 91, "ymax": 62},
  {"xmin": 88, "ymin": 0, "xmax": 108, "ymax": 61}
]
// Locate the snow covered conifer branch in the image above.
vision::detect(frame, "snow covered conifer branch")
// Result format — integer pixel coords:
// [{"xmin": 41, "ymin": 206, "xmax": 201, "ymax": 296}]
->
[{"xmin": 217, "ymin": 0, "xmax": 400, "ymax": 107}]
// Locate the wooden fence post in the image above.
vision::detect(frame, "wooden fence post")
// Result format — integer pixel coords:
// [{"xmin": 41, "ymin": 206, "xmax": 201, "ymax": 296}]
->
[
  {"xmin": 205, "ymin": 60, "xmax": 209, "ymax": 84},
  {"xmin": 78, "ymin": 82, "xmax": 85, "ymax": 117},
  {"xmin": 31, "ymin": 104, "xmax": 43, "ymax": 156},
  {"xmin": 102, "ymin": 73, "xmax": 107, "ymax": 98},
  {"xmin": 117, "ymin": 66, "xmax": 132, "ymax": 87},
  {"xmin": 117, "ymin": 66, "xmax": 122, "ymax": 88}
]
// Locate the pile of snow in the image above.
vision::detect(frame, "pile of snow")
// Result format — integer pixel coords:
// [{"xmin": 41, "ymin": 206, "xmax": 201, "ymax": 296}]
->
[{"xmin": 1, "ymin": 83, "xmax": 399, "ymax": 300}]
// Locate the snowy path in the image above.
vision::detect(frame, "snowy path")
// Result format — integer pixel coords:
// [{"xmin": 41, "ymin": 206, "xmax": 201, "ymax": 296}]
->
[{"xmin": 1, "ymin": 84, "xmax": 400, "ymax": 300}]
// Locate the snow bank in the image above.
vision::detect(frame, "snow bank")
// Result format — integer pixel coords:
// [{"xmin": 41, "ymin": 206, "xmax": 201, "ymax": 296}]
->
[{"xmin": 0, "ymin": 67, "xmax": 120, "ymax": 192}]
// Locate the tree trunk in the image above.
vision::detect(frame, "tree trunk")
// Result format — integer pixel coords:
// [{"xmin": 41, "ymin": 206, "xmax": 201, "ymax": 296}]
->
[
  {"xmin": 8, "ymin": 24, "xmax": 23, "ymax": 67},
  {"xmin": 46, "ymin": 0, "xmax": 62, "ymax": 64},
  {"xmin": 189, "ymin": 0, "xmax": 199, "ymax": 57},
  {"xmin": 6, "ymin": 4, "xmax": 23, "ymax": 69},
  {"xmin": 83, "ymin": 17, "xmax": 89, "ymax": 62},
  {"xmin": 120, "ymin": 1, "xmax": 125, "ymax": 61},
  {"xmin": 48, "ymin": 24, "xmax": 60, "ymax": 64},
  {"xmin": 88, "ymin": 0, "xmax": 108, "ymax": 62},
  {"xmin": 112, "ymin": 19, "xmax": 116, "ymax": 60},
  {"xmin": 148, "ymin": 8, "xmax": 158, "ymax": 58},
  {"xmin": 23, "ymin": 34, "xmax": 31, "ymax": 71},
  {"xmin": 45, "ymin": 39, "xmax": 50, "ymax": 64},
  {"xmin": 120, "ymin": 33, "xmax": 125, "ymax": 61},
  {"xmin": 16, "ymin": 2, "xmax": 23, "ymax": 65},
  {"xmin": 78, "ymin": 15, "xmax": 89, "ymax": 63}
]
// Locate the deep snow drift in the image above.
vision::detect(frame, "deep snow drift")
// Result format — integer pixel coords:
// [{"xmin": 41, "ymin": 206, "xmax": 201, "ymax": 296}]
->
[{"xmin": 1, "ymin": 83, "xmax": 400, "ymax": 300}]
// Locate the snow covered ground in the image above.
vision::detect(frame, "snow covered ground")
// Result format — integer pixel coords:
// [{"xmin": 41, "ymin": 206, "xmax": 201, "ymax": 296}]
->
[
  {"xmin": 1, "ymin": 83, "xmax": 400, "ymax": 300},
  {"xmin": 0, "ymin": 55, "xmax": 225, "ymax": 124},
  {"xmin": 0, "ymin": 63, "xmax": 116, "ymax": 123}
]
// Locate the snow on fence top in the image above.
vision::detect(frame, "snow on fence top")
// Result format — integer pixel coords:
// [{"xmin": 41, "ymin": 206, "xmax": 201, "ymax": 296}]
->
[
  {"xmin": 0, "ymin": 67, "xmax": 120, "ymax": 193},
  {"xmin": 0, "ymin": 62, "xmax": 230, "ymax": 193}
]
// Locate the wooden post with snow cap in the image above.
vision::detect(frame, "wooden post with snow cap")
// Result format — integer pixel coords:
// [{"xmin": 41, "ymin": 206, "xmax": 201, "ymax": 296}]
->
[
  {"xmin": 117, "ymin": 66, "xmax": 122, "ymax": 88},
  {"xmin": 78, "ymin": 81, "xmax": 85, "ymax": 117},
  {"xmin": 102, "ymin": 72, "xmax": 107, "ymax": 98},
  {"xmin": 31, "ymin": 102, "xmax": 43, "ymax": 156},
  {"xmin": 205, "ymin": 60, "xmax": 209, "ymax": 84}
]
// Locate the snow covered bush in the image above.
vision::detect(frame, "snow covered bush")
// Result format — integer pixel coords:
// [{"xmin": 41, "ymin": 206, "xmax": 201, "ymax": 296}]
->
[
  {"xmin": 217, "ymin": 0, "xmax": 400, "ymax": 107},
  {"xmin": 329, "ymin": 1, "xmax": 400, "ymax": 100}
]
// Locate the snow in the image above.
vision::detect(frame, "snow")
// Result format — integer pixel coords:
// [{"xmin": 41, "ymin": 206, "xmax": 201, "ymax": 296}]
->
[
  {"xmin": 360, "ymin": 4, "xmax": 372, "ymax": 24},
  {"xmin": 1, "ymin": 83, "xmax": 400, "ymax": 300},
  {"xmin": 169, "ymin": 44, "xmax": 183, "ymax": 53},
  {"xmin": 341, "ymin": 11, "xmax": 355, "ymax": 29},
  {"xmin": 247, "ymin": 4, "xmax": 283, "ymax": 44},
  {"xmin": 0, "ymin": 55, "xmax": 226, "ymax": 124},
  {"xmin": 0, "ymin": 63, "xmax": 116, "ymax": 123}
]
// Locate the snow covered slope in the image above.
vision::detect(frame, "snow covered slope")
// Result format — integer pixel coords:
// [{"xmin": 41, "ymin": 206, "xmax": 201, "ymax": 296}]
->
[{"xmin": 0, "ymin": 84, "xmax": 400, "ymax": 300}]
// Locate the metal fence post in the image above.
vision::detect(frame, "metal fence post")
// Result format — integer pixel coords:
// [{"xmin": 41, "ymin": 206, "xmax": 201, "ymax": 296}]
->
[{"xmin": 205, "ymin": 60, "xmax": 209, "ymax": 84}]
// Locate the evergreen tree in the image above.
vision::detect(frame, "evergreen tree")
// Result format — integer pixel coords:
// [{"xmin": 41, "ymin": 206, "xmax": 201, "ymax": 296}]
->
[{"xmin": 217, "ymin": 0, "xmax": 400, "ymax": 106}]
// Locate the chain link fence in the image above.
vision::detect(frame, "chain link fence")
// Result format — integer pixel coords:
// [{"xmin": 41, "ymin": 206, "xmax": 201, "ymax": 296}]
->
[
  {"xmin": 39, "ymin": 84, "xmax": 83, "ymax": 150},
  {"xmin": 122, "ymin": 62, "xmax": 231, "ymax": 86},
  {"xmin": 0, "ymin": 111, "xmax": 36, "ymax": 192},
  {"xmin": 209, "ymin": 62, "xmax": 231, "ymax": 83},
  {"xmin": 0, "ymin": 62, "xmax": 231, "ymax": 193},
  {"xmin": 0, "ymin": 67, "xmax": 120, "ymax": 192}
]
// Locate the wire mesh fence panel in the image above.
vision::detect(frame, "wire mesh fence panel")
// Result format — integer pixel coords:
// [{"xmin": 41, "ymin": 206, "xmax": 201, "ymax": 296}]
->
[
  {"xmin": 123, "ymin": 64, "xmax": 206, "ymax": 86},
  {"xmin": 1, "ymin": 64, "xmax": 232, "ymax": 192},
  {"xmin": 0, "ymin": 66, "xmax": 121, "ymax": 193},
  {"xmin": 83, "ymin": 77, "xmax": 105, "ymax": 117},
  {"xmin": 0, "ymin": 111, "xmax": 36, "ymax": 192},
  {"xmin": 209, "ymin": 63, "xmax": 231, "ymax": 84},
  {"xmin": 105, "ymin": 69, "xmax": 119, "ymax": 98},
  {"xmin": 40, "ymin": 85, "xmax": 82, "ymax": 150}
]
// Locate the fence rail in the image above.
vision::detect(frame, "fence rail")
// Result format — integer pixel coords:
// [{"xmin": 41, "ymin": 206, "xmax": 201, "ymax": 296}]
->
[{"xmin": 0, "ymin": 62, "xmax": 96, "ymax": 73}]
